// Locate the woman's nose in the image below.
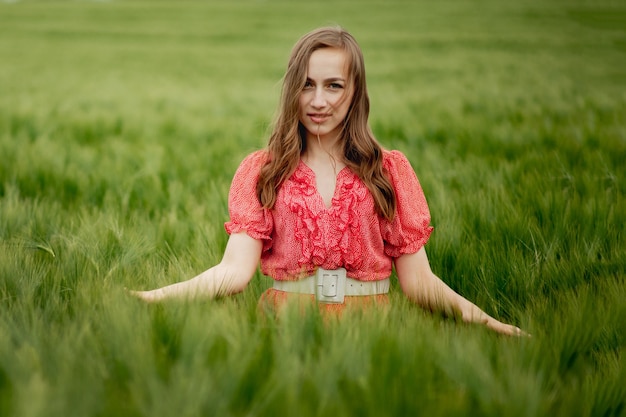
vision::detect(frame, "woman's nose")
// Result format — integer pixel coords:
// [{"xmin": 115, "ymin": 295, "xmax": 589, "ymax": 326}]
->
[{"xmin": 311, "ymin": 88, "xmax": 326, "ymax": 108}]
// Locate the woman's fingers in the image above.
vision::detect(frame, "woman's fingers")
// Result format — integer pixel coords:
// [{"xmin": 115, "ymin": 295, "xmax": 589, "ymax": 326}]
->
[
  {"xmin": 126, "ymin": 288, "xmax": 159, "ymax": 303},
  {"xmin": 487, "ymin": 318, "xmax": 531, "ymax": 337}
]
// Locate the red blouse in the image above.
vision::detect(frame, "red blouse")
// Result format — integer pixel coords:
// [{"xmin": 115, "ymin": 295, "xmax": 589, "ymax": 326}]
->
[{"xmin": 224, "ymin": 150, "xmax": 433, "ymax": 281}]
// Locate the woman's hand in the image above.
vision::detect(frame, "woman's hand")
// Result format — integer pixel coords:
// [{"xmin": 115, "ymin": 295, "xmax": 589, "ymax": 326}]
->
[
  {"xmin": 484, "ymin": 319, "xmax": 529, "ymax": 337},
  {"xmin": 460, "ymin": 306, "xmax": 530, "ymax": 337},
  {"xmin": 126, "ymin": 288, "xmax": 165, "ymax": 303}
]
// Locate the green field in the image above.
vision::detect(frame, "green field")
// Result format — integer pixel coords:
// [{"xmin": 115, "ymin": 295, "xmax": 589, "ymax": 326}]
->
[{"xmin": 1, "ymin": 1, "xmax": 625, "ymax": 416}]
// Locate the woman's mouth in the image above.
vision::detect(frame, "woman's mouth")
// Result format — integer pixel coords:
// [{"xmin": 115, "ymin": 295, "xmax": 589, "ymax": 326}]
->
[{"xmin": 308, "ymin": 113, "xmax": 330, "ymax": 124}]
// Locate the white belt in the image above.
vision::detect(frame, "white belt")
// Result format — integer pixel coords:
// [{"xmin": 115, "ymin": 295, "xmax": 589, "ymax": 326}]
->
[{"xmin": 272, "ymin": 268, "xmax": 390, "ymax": 304}]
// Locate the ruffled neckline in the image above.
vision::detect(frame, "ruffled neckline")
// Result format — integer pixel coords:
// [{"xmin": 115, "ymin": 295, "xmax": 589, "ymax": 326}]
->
[{"xmin": 296, "ymin": 159, "xmax": 352, "ymax": 210}]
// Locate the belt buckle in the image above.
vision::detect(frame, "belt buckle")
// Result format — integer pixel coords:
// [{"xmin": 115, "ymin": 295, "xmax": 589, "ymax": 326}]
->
[{"xmin": 315, "ymin": 267, "xmax": 346, "ymax": 304}]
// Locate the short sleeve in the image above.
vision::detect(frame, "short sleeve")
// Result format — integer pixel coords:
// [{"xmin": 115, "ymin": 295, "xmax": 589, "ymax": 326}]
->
[
  {"xmin": 224, "ymin": 151, "xmax": 274, "ymax": 249},
  {"xmin": 380, "ymin": 150, "xmax": 433, "ymax": 258}
]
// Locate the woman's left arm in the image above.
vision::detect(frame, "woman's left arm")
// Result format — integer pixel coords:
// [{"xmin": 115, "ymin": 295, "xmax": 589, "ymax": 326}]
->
[{"xmin": 395, "ymin": 247, "xmax": 527, "ymax": 336}]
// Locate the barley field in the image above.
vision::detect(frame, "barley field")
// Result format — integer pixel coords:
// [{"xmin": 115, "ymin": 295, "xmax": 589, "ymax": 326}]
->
[{"xmin": 0, "ymin": 1, "xmax": 625, "ymax": 416}]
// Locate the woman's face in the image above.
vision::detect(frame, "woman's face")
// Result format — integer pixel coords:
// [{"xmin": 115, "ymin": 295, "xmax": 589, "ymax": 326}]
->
[{"xmin": 299, "ymin": 47, "xmax": 354, "ymax": 143}]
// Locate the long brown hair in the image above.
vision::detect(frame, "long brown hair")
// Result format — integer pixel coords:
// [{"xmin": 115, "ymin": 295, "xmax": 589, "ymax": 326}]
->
[{"xmin": 257, "ymin": 26, "xmax": 396, "ymax": 220}]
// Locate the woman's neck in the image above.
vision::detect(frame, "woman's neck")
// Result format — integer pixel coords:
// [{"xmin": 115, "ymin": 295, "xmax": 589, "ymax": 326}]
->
[{"xmin": 303, "ymin": 132, "xmax": 343, "ymax": 164}]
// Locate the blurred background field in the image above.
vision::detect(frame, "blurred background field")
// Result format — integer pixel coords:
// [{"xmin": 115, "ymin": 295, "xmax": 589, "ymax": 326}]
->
[{"xmin": 0, "ymin": 1, "xmax": 625, "ymax": 416}]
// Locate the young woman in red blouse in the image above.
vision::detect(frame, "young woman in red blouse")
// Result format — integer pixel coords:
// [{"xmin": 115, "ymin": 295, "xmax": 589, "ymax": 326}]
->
[{"xmin": 131, "ymin": 27, "xmax": 525, "ymax": 336}]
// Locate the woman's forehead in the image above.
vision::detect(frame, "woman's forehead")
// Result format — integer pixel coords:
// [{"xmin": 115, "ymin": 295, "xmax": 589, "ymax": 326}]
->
[{"xmin": 307, "ymin": 48, "xmax": 349, "ymax": 79}]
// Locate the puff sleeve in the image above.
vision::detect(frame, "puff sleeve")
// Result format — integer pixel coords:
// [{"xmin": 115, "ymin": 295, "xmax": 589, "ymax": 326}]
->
[
  {"xmin": 380, "ymin": 150, "xmax": 433, "ymax": 258},
  {"xmin": 224, "ymin": 151, "xmax": 274, "ymax": 250}
]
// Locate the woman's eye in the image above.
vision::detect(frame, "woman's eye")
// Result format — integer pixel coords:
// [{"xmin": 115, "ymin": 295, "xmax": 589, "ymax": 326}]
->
[
  {"xmin": 303, "ymin": 80, "xmax": 313, "ymax": 89},
  {"xmin": 329, "ymin": 83, "xmax": 343, "ymax": 89}
]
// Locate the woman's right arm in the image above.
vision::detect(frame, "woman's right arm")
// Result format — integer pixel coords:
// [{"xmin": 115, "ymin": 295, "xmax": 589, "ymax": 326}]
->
[{"xmin": 129, "ymin": 232, "xmax": 263, "ymax": 303}]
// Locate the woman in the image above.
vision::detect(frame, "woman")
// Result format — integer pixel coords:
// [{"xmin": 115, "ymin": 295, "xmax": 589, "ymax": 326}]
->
[{"xmin": 131, "ymin": 26, "xmax": 525, "ymax": 336}]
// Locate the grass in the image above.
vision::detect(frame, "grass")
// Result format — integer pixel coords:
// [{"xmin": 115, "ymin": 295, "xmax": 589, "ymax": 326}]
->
[{"xmin": 0, "ymin": 0, "xmax": 625, "ymax": 416}]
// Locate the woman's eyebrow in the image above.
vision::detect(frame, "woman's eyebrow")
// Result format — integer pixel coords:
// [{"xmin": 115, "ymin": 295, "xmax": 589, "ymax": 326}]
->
[{"xmin": 306, "ymin": 77, "xmax": 346, "ymax": 82}]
